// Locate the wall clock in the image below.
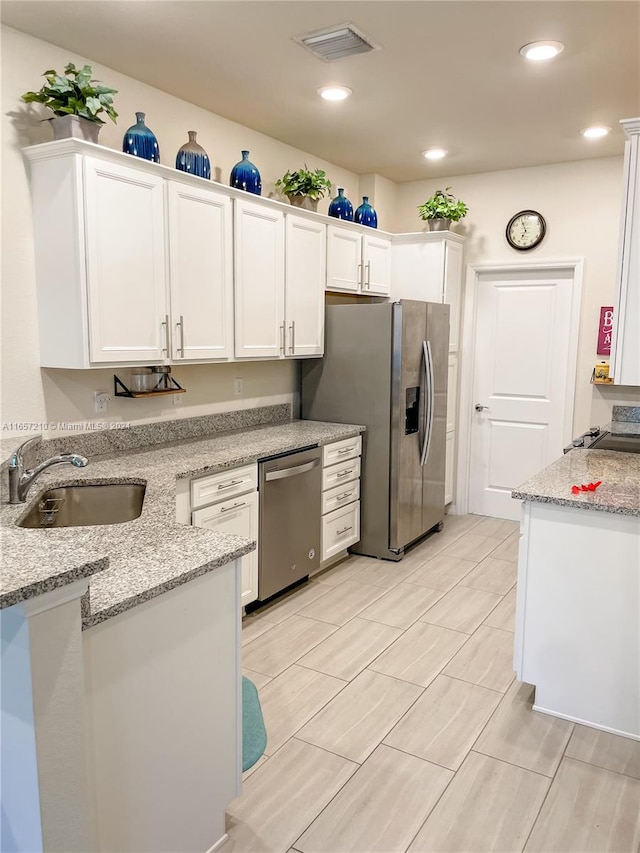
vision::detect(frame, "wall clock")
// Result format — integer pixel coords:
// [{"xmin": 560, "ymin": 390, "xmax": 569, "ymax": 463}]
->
[{"xmin": 506, "ymin": 210, "xmax": 546, "ymax": 250}]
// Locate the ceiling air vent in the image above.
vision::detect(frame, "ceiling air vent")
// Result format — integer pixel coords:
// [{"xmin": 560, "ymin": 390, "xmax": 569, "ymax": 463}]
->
[{"xmin": 294, "ymin": 23, "xmax": 380, "ymax": 62}]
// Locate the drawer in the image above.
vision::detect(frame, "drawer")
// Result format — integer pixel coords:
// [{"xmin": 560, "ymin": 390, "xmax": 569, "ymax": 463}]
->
[
  {"xmin": 322, "ymin": 456, "xmax": 361, "ymax": 491},
  {"xmin": 322, "ymin": 479, "xmax": 360, "ymax": 515},
  {"xmin": 322, "ymin": 501, "xmax": 360, "ymax": 562},
  {"xmin": 190, "ymin": 463, "xmax": 257, "ymax": 509},
  {"xmin": 322, "ymin": 435, "xmax": 362, "ymax": 468}
]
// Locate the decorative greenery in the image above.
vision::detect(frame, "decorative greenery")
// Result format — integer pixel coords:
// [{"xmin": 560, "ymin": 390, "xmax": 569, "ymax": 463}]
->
[
  {"xmin": 275, "ymin": 166, "xmax": 332, "ymax": 201},
  {"xmin": 21, "ymin": 63, "xmax": 118, "ymax": 125},
  {"xmin": 417, "ymin": 187, "xmax": 468, "ymax": 222}
]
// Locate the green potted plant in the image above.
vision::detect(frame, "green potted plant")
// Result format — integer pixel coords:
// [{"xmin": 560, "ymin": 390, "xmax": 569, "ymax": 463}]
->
[
  {"xmin": 21, "ymin": 62, "xmax": 118, "ymax": 144},
  {"xmin": 417, "ymin": 187, "xmax": 468, "ymax": 231},
  {"xmin": 275, "ymin": 166, "xmax": 332, "ymax": 211}
]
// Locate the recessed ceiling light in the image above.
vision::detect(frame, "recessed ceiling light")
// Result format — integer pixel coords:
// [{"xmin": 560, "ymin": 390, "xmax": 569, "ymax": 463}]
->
[
  {"xmin": 581, "ymin": 125, "xmax": 611, "ymax": 139},
  {"xmin": 519, "ymin": 41, "xmax": 565, "ymax": 61},
  {"xmin": 423, "ymin": 148, "xmax": 448, "ymax": 160},
  {"xmin": 318, "ymin": 86, "xmax": 352, "ymax": 101}
]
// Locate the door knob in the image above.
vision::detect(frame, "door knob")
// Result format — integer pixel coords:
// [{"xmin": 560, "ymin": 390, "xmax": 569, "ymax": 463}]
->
[{"xmin": 475, "ymin": 404, "xmax": 489, "ymax": 412}]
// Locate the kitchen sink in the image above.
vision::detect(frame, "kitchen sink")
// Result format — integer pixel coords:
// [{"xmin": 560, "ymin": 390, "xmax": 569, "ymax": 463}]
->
[{"xmin": 19, "ymin": 483, "xmax": 146, "ymax": 528}]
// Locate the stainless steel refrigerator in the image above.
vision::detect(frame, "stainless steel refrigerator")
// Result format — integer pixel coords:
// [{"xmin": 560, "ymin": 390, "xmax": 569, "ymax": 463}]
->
[{"xmin": 302, "ymin": 300, "xmax": 449, "ymax": 561}]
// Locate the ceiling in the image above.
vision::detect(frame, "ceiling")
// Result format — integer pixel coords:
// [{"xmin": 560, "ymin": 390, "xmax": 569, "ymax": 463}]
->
[{"xmin": 2, "ymin": 1, "xmax": 639, "ymax": 182}]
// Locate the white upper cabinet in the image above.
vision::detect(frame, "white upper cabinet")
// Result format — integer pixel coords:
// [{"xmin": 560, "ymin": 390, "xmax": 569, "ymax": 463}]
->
[
  {"xmin": 611, "ymin": 117, "xmax": 640, "ymax": 386},
  {"xmin": 167, "ymin": 183, "xmax": 233, "ymax": 361},
  {"xmin": 326, "ymin": 226, "xmax": 391, "ymax": 295},
  {"xmin": 443, "ymin": 240, "xmax": 464, "ymax": 351},
  {"xmin": 234, "ymin": 199, "xmax": 285, "ymax": 359},
  {"xmin": 285, "ymin": 214, "xmax": 326, "ymax": 357}
]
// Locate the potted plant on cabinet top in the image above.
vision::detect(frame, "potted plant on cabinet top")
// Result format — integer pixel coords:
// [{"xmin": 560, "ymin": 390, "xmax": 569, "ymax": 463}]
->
[
  {"xmin": 275, "ymin": 166, "xmax": 332, "ymax": 211},
  {"xmin": 21, "ymin": 62, "xmax": 118, "ymax": 144},
  {"xmin": 417, "ymin": 187, "xmax": 468, "ymax": 231}
]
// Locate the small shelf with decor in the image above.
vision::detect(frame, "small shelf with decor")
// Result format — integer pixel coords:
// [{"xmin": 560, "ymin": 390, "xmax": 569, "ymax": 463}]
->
[{"xmin": 114, "ymin": 372, "xmax": 186, "ymax": 398}]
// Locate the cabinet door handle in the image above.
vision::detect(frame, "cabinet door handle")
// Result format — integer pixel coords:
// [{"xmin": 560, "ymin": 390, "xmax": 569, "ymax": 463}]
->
[
  {"xmin": 220, "ymin": 501, "xmax": 246, "ymax": 513},
  {"xmin": 289, "ymin": 320, "xmax": 295, "ymax": 354},
  {"xmin": 336, "ymin": 469, "xmax": 352, "ymax": 478},
  {"xmin": 357, "ymin": 262, "xmax": 362, "ymax": 288},
  {"xmin": 280, "ymin": 322, "xmax": 286, "ymax": 354},
  {"xmin": 337, "ymin": 525, "xmax": 353, "ymax": 535},
  {"xmin": 162, "ymin": 314, "xmax": 170, "ymax": 355},
  {"xmin": 177, "ymin": 315, "xmax": 185, "ymax": 357},
  {"xmin": 366, "ymin": 261, "xmax": 371, "ymax": 289},
  {"xmin": 217, "ymin": 478, "xmax": 243, "ymax": 490}
]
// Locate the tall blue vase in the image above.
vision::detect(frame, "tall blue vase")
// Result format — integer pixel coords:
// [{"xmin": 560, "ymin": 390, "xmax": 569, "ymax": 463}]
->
[
  {"xmin": 122, "ymin": 112, "xmax": 160, "ymax": 163},
  {"xmin": 175, "ymin": 131, "xmax": 211, "ymax": 179},
  {"xmin": 354, "ymin": 196, "xmax": 378, "ymax": 228},
  {"xmin": 230, "ymin": 150, "xmax": 261, "ymax": 195},
  {"xmin": 328, "ymin": 188, "xmax": 354, "ymax": 221}
]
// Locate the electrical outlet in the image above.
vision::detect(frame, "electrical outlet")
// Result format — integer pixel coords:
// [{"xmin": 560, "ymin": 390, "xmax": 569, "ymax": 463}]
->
[
  {"xmin": 172, "ymin": 393, "xmax": 183, "ymax": 406},
  {"xmin": 234, "ymin": 378, "xmax": 243, "ymax": 397},
  {"xmin": 94, "ymin": 391, "xmax": 110, "ymax": 414}
]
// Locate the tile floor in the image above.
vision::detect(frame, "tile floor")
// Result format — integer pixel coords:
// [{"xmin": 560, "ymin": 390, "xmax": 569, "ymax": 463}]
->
[{"xmin": 224, "ymin": 514, "xmax": 640, "ymax": 853}]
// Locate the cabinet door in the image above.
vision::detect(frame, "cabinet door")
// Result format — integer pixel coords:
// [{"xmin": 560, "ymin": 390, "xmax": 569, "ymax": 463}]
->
[
  {"xmin": 326, "ymin": 226, "xmax": 361, "ymax": 292},
  {"xmin": 192, "ymin": 491, "xmax": 259, "ymax": 607},
  {"xmin": 445, "ymin": 431, "xmax": 455, "ymax": 505},
  {"xmin": 234, "ymin": 200, "xmax": 285, "ymax": 358},
  {"xmin": 444, "ymin": 240, "xmax": 464, "ymax": 351},
  {"xmin": 167, "ymin": 183, "xmax": 233, "ymax": 361},
  {"xmin": 84, "ymin": 157, "xmax": 168, "ymax": 363},
  {"xmin": 285, "ymin": 214, "xmax": 326, "ymax": 357},
  {"xmin": 363, "ymin": 234, "xmax": 392, "ymax": 296},
  {"xmin": 447, "ymin": 354, "xmax": 458, "ymax": 433}
]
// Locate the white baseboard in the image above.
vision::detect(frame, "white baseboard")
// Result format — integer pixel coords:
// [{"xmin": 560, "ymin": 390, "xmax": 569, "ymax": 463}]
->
[
  {"xmin": 205, "ymin": 832, "xmax": 229, "ymax": 853},
  {"xmin": 532, "ymin": 704, "xmax": 640, "ymax": 741}
]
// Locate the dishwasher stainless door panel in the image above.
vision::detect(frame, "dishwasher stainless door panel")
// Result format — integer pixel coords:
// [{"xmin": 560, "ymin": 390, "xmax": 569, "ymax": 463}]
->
[{"xmin": 258, "ymin": 446, "xmax": 321, "ymax": 600}]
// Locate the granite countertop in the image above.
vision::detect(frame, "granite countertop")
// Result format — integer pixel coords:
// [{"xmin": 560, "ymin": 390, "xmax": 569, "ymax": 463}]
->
[
  {"xmin": 512, "ymin": 449, "xmax": 640, "ymax": 516},
  {"xmin": 0, "ymin": 419, "xmax": 365, "ymax": 626}
]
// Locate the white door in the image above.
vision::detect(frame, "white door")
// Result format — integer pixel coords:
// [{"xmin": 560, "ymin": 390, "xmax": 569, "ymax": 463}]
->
[
  {"xmin": 285, "ymin": 214, "xmax": 326, "ymax": 358},
  {"xmin": 84, "ymin": 157, "xmax": 168, "ymax": 363},
  {"xmin": 363, "ymin": 234, "xmax": 391, "ymax": 296},
  {"xmin": 191, "ymin": 492, "xmax": 259, "ymax": 607},
  {"xmin": 469, "ymin": 268, "xmax": 580, "ymax": 519},
  {"xmin": 234, "ymin": 200, "xmax": 284, "ymax": 358},
  {"xmin": 167, "ymin": 183, "xmax": 233, "ymax": 361},
  {"xmin": 326, "ymin": 226, "xmax": 361, "ymax": 292}
]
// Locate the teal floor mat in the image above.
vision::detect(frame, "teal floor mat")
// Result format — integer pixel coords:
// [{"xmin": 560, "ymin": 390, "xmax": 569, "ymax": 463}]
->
[{"xmin": 242, "ymin": 676, "xmax": 267, "ymax": 772}]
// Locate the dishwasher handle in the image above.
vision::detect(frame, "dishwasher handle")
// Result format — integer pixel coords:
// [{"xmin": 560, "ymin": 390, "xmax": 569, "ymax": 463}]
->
[{"xmin": 265, "ymin": 459, "xmax": 320, "ymax": 481}]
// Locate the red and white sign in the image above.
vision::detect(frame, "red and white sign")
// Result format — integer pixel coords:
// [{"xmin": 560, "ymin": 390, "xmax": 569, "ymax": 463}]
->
[{"xmin": 597, "ymin": 306, "xmax": 613, "ymax": 355}]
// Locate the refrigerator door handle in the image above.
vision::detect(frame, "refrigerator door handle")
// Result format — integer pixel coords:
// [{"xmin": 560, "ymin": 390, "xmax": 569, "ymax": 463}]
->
[{"xmin": 420, "ymin": 340, "xmax": 435, "ymax": 466}]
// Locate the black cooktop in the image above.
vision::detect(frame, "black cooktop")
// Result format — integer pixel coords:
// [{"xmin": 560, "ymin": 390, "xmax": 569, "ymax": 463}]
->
[{"xmin": 589, "ymin": 431, "xmax": 640, "ymax": 454}]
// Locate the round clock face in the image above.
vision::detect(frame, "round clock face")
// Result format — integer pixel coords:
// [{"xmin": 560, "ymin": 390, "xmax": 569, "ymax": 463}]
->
[{"xmin": 506, "ymin": 210, "xmax": 546, "ymax": 250}]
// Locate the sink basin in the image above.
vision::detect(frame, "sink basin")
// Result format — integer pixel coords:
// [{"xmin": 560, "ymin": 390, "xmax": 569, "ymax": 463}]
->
[{"xmin": 19, "ymin": 483, "xmax": 146, "ymax": 528}]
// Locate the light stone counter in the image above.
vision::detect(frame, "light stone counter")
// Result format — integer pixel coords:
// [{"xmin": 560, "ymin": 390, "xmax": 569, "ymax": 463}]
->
[{"xmin": 1, "ymin": 419, "xmax": 364, "ymax": 626}]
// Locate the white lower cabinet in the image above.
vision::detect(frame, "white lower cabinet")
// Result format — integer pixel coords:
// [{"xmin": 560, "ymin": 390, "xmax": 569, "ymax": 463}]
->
[
  {"xmin": 320, "ymin": 436, "xmax": 362, "ymax": 563},
  {"xmin": 322, "ymin": 501, "xmax": 361, "ymax": 562},
  {"xmin": 445, "ymin": 431, "xmax": 455, "ymax": 506}
]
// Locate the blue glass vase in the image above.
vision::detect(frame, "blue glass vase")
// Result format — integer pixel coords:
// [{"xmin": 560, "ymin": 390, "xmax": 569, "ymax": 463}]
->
[
  {"xmin": 122, "ymin": 112, "xmax": 160, "ymax": 163},
  {"xmin": 230, "ymin": 150, "xmax": 261, "ymax": 195},
  {"xmin": 328, "ymin": 188, "xmax": 354, "ymax": 221},
  {"xmin": 175, "ymin": 131, "xmax": 210, "ymax": 179},
  {"xmin": 354, "ymin": 196, "xmax": 378, "ymax": 229}
]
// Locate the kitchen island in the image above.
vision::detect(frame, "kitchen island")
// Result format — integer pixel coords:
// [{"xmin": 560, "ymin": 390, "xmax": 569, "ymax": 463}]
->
[{"xmin": 512, "ymin": 449, "xmax": 640, "ymax": 740}]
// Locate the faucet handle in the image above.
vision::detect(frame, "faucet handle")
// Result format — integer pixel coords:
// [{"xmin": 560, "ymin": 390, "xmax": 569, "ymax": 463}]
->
[{"xmin": 9, "ymin": 434, "xmax": 42, "ymax": 468}]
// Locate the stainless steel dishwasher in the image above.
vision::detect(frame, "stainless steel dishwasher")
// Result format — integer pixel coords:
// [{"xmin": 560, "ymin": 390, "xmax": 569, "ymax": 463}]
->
[{"xmin": 257, "ymin": 445, "xmax": 321, "ymax": 601}]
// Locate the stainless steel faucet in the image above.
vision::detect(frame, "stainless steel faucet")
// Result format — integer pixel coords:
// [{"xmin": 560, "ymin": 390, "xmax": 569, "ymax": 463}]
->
[{"xmin": 7, "ymin": 435, "xmax": 89, "ymax": 504}]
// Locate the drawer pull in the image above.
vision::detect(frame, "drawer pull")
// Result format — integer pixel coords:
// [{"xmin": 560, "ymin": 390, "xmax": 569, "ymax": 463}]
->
[
  {"xmin": 337, "ymin": 491, "xmax": 352, "ymax": 500},
  {"xmin": 337, "ymin": 525, "xmax": 353, "ymax": 536},
  {"xmin": 337, "ymin": 447, "xmax": 352, "ymax": 455},
  {"xmin": 217, "ymin": 478, "xmax": 243, "ymax": 490},
  {"xmin": 220, "ymin": 501, "xmax": 246, "ymax": 513},
  {"xmin": 336, "ymin": 469, "xmax": 352, "ymax": 478}
]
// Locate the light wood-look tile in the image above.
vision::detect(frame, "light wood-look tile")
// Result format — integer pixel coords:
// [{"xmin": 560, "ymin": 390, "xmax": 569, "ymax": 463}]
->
[
  {"xmin": 441, "ymin": 513, "xmax": 486, "ymax": 536},
  {"xmin": 405, "ymin": 553, "xmax": 478, "ymax": 592},
  {"xmin": 369, "ymin": 621, "xmax": 468, "ymax": 687},
  {"xmin": 409, "ymin": 751, "xmax": 550, "ymax": 853},
  {"xmin": 483, "ymin": 587, "xmax": 517, "ymax": 632},
  {"xmin": 358, "ymin": 583, "xmax": 445, "ymax": 629},
  {"xmin": 296, "ymin": 580, "xmax": 385, "ymax": 626},
  {"xmin": 420, "ymin": 586, "xmax": 502, "ymax": 634},
  {"xmin": 471, "ymin": 517, "xmax": 520, "ymax": 541},
  {"xmin": 565, "ymin": 724, "xmax": 640, "ymax": 779},
  {"xmin": 243, "ymin": 616, "xmax": 337, "ymax": 677},
  {"xmin": 384, "ymin": 675, "xmax": 502, "ymax": 771},
  {"xmin": 243, "ymin": 668, "xmax": 273, "ymax": 690},
  {"xmin": 241, "ymin": 615, "xmax": 278, "ymax": 647},
  {"xmin": 443, "ymin": 625, "xmax": 515, "ymax": 693},
  {"xmin": 353, "ymin": 558, "xmax": 431, "ymax": 590},
  {"xmin": 489, "ymin": 531, "xmax": 520, "ymax": 562},
  {"xmin": 259, "ymin": 665, "xmax": 346, "ymax": 756},
  {"xmin": 250, "ymin": 581, "xmax": 332, "ymax": 624},
  {"xmin": 296, "ymin": 744, "xmax": 453, "ymax": 853},
  {"xmin": 460, "ymin": 555, "xmax": 517, "ymax": 595},
  {"xmin": 525, "ymin": 757, "xmax": 640, "ymax": 852},
  {"xmin": 313, "ymin": 555, "xmax": 374, "ymax": 587},
  {"xmin": 441, "ymin": 532, "xmax": 503, "ymax": 562},
  {"xmin": 475, "ymin": 680, "xmax": 574, "ymax": 776},
  {"xmin": 297, "ymin": 618, "xmax": 402, "ymax": 681},
  {"xmin": 224, "ymin": 738, "xmax": 357, "ymax": 853},
  {"xmin": 296, "ymin": 669, "xmax": 423, "ymax": 763}
]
